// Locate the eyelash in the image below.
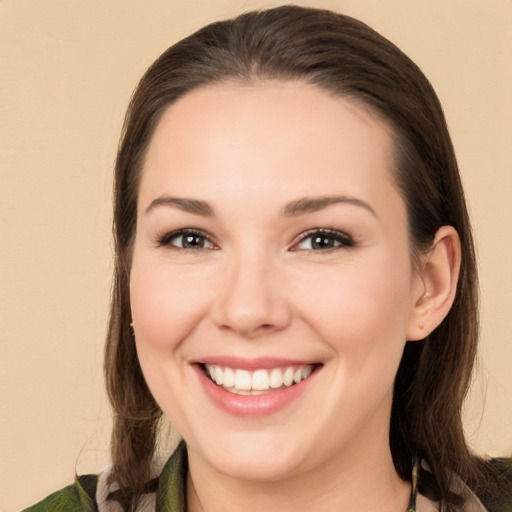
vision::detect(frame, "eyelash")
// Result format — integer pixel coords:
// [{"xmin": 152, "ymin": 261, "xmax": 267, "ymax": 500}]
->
[
  {"xmin": 156, "ymin": 228, "xmax": 355, "ymax": 252},
  {"xmin": 291, "ymin": 228, "xmax": 355, "ymax": 252},
  {"xmin": 156, "ymin": 228, "xmax": 216, "ymax": 251}
]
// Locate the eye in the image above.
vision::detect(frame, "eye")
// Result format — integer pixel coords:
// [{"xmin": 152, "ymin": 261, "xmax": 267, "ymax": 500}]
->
[
  {"xmin": 157, "ymin": 229, "xmax": 216, "ymax": 250},
  {"xmin": 292, "ymin": 228, "xmax": 355, "ymax": 251}
]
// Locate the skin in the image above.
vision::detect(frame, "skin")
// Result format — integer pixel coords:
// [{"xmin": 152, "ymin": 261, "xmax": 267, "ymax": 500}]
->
[{"xmin": 130, "ymin": 81, "xmax": 458, "ymax": 512}]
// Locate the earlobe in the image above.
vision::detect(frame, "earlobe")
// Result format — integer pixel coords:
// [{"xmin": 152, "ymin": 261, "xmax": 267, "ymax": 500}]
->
[{"xmin": 407, "ymin": 226, "xmax": 461, "ymax": 341}]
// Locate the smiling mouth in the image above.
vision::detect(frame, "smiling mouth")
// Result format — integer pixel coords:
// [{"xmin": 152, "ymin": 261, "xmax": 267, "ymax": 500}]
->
[{"xmin": 201, "ymin": 363, "xmax": 321, "ymax": 395}]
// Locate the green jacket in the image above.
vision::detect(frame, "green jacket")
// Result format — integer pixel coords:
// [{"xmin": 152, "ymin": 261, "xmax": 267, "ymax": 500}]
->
[
  {"xmin": 21, "ymin": 443, "xmax": 512, "ymax": 512},
  {"xmin": 22, "ymin": 443, "xmax": 187, "ymax": 512}
]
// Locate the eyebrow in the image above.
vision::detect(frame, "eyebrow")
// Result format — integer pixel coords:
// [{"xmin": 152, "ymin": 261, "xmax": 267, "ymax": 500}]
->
[
  {"xmin": 283, "ymin": 196, "xmax": 377, "ymax": 218},
  {"xmin": 144, "ymin": 194, "xmax": 376, "ymax": 218},
  {"xmin": 144, "ymin": 196, "xmax": 214, "ymax": 216}
]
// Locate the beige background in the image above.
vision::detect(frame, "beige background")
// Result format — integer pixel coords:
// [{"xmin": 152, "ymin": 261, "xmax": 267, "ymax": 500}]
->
[{"xmin": 1, "ymin": 0, "xmax": 511, "ymax": 510}]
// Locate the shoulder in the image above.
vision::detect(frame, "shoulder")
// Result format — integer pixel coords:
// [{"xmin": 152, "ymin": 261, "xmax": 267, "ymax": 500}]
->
[
  {"xmin": 21, "ymin": 443, "xmax": 188, "ymax": 512},
  {"xmin": 477, "ymin": 457, "xmax": 512, "ymax": 512},
  {"xmin": 21, "ymin": 474, "xmax": 98, "ymax": 512}
]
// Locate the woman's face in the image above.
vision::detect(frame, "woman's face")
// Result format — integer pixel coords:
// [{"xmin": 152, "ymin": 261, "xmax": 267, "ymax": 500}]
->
[{"xmin": 130, "ymin": 81, "xmax": 424, "ymax": 481}]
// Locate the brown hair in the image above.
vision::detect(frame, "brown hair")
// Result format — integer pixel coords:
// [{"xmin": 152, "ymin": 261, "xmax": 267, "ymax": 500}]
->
[{"xmin": 104, "ymin": 5, "xmax": 495, "ymax": 510}]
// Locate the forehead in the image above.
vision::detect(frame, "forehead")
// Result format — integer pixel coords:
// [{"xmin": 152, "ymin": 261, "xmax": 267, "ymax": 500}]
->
[{"xmin": 140, "ymin": 81, "xmax": 401, "ymax": 216}]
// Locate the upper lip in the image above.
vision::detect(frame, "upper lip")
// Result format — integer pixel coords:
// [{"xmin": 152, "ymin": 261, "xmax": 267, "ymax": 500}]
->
[{"xmin": 191, "ymin": 356, "xmax": 321, "ymax": 370}]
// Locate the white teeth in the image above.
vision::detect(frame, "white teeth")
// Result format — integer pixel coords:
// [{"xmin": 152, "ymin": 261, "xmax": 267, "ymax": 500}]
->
[
  {"xmin": 283, "ymin": 367, "xmax": 294, "ymax": 386},
  {"xmin": 232, "ymin": 388, "xmax": 252, "ymax": 395},
  {"xmin": 223, "ymin": 367, "xmax": 235, "ymax": 388},
  {"xmin": 204, "ymin": 364, "xmax": 316, "ymax": 394},
  {"xmin": 234, "ymin": 369, "xmax": 252, "ymax": 390},
  {"xmin": 301, "ymin": 366, "xmax": 312, "ymax": 380},
  {"xmin": 214, "ymin": 366, "xmax": 223, "ymax": 386},
  {"xmin": 269, "ymin": 368, "xmax": 283, "ymax": 388},
  {"xmin": 252, "ymin": 369, "xmax": 269, "ymax": 390}
]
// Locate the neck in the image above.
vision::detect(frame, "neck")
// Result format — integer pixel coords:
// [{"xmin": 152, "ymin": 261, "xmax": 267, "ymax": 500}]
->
[{"xmin": 186, "ymin": 435, "xmax": 410, "ymax": 512}]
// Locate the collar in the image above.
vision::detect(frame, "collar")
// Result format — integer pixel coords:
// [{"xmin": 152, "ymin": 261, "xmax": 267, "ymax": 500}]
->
[
  {"xmin": 155, "ymin": 441, "xmax": 188, "ymax": 511},
  {"xmin": 152, "ymin": 443, "xmax": 422, "ymax": 512},
  {"xmin": 96, "ymin": 442, "xmax": 490, "ymax": 512}
]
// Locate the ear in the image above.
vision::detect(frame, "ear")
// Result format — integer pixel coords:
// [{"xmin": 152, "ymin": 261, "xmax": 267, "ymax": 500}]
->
[{"xmin": 407, "ymin": 226, "xmax": 461, "ymax": 341}]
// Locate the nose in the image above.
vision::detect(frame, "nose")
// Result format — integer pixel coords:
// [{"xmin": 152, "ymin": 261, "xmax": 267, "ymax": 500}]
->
[{"xmin": 210, "ymin": 250, "xmax": 292, "ymax": 339}]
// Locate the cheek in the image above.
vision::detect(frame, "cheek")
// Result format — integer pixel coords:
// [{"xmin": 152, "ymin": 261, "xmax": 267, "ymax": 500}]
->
[
  {"xmin": 290, "ymin": 254, "xmax": 413, "ymax": 355},
  {"xmin": 128, "ymin": 254, "xmax": 212, "ymax": 423},
  {"xmin": 129, "ymin": 256, "xmax": 212, "ymax": 353}
]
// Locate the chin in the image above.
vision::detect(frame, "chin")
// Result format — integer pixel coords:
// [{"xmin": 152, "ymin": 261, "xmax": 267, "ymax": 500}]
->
[
  {"xmin": 189, "ymin": 431, "xmax": 312, "ymax": 482},
  {"xmin": 216, "ymin": 453, "xmax": 304, "ymax": 482}
]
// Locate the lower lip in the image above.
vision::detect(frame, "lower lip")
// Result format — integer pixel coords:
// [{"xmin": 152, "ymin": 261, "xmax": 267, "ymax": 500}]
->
[{"xmin": 194, "ymin": 365, "xmax": 318, "ymax": 417}]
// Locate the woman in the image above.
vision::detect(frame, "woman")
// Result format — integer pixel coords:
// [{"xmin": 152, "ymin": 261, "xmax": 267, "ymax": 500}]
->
[{"xmin": 24, "ymin": 5, "xmax": 511, "ymax": 512}]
